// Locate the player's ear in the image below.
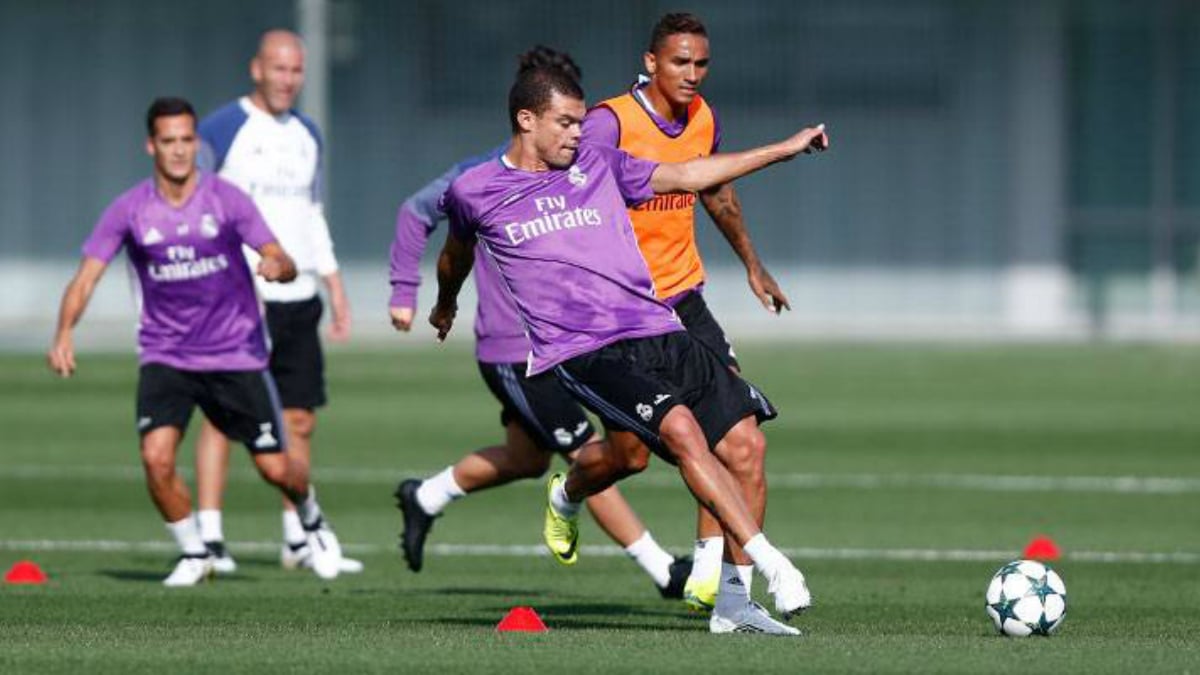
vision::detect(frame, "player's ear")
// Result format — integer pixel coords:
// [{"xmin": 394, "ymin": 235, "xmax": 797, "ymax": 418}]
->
[
  {"xmin": 249, "ymin": 56, "xmax": 263, "ymax": 85},
  {"xmin": 516, "ymin": 109, "xmax": 537, "ymax": 133},
  {"xmin": 145, "ymin": 135, "xmax": 155, "ymax": 158},
  {"xmin": 643, "ymin": 51, "xmax": 656, "ymax": 76}
]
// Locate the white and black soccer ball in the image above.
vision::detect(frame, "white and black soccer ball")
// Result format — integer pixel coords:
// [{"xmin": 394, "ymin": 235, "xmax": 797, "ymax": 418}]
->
[{"xmin": 984, "ymin": 559, "xmax": 1067, "ymax": 637}]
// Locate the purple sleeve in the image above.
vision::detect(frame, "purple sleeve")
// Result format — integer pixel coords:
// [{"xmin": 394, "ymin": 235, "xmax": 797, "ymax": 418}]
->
[
  {"xmin": 708, "ymin": 99, "xmax": 722, "ymax": 154},
  {"xmin": 581, "ymin": 105, "xmax": 621, "ymax": 148},
  {"xmin": 223, "ymin": 182, "xmax": 276, "ymax": 249},
  {"xmin": 596, "ymin": 145, "xmax": 657, "ymax": 206},
  {"xmin": 388, "ymin": 205, "xmax": 434, "ymax": 308},
  {"xmin": 81, "ymin": 197, "xmax": 131, "ymax": 263},
  {"xmin": 444, "ymin": 184, "xmax": 477, "ymax": 243}
]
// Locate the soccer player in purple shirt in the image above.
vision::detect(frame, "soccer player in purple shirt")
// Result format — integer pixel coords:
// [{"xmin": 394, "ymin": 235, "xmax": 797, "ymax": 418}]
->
[
  {"xmin": 430, "ymin": 64, "xmax": 828, "ymax": 634},
  {"xmin": 47, "ymin": 98, "xmax": 347, "ymax": 586},
  {"xmin": 389, "ymin": 47, "xmax": 690, "ymax": 599}
]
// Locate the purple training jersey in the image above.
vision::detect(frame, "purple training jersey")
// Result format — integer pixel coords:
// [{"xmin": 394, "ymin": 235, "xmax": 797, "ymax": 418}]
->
[
  {"xmin": 444, "ymin": 144, "xmax": 684, "ymax": 375},
  {"xmin": 82, "ymin": 173, "xmax": 277, "ymax": 371}
]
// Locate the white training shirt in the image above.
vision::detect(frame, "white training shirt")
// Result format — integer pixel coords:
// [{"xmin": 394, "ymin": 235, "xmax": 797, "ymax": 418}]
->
[{"xmin": 199, "ymin": 96, "xmax": 338, "ymax": 302}]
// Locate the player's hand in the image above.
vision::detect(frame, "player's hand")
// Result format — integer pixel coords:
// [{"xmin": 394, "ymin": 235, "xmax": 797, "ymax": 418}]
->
[
  {"xmin": 429, "ymin": 303, "xmax": 457, "ymax": 342},
  {"xmin": 257, "ymin": 256, "xmax": 288, "ymax": 282},
  {"xmin": 749, "ymin": 265, "xmax": 791, "ymax": 314},
  {"xmin": 327, "ymin": 292, "xmax": 352, "ymax": 343},
  {"xmin": 47, "ymin": 335, "xmax": 76, "ymax": 378},
  {"xmin": 782, "ymin": 124, "xmax": 829, "ymax": 158},
  {"xmin": 390, "ymin": 306, "xmax": 415, "ymax": 332}
]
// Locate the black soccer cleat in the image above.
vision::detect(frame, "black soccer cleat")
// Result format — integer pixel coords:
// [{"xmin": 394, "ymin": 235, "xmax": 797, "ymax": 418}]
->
[
  {"xmin": 394, "ymin": 478, "xmax": 437, "ymax": 572},
  {"xmin": 658, "ymin": 555, "xmax": 693, "ymax": 600}
]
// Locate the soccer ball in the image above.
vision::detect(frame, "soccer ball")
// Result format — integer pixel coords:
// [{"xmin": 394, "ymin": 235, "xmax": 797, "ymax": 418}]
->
[{"xmin": 984, "ymin": 559, "xmax": 1067, "ymax": 636}]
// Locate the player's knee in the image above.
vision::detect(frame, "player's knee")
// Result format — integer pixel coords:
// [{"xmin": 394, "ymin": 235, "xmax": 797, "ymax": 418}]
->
[
  {"xmin": 253, "ymin": 454, "xmax": 289, "ymax": 486},
  {"xmin": 285, "ymin": 410, "xmax": 315, "ymax": 439},
  {"xmin": 619, "ymin": 444, "xmax": 650, "ymax": 475},
  {"xmin": 657, "ymin": 408, "xmax": 707, "ymax": 463},
  {"xmin": 140, "ymin": 446, "xmax": 176, "ymax": 485},
  {"xmin": 517, "ymin": 451, "xmax": 553, "ymax": 479}
]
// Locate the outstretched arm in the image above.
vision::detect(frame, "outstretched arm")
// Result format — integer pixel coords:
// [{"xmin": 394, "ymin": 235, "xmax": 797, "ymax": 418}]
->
[
  {"xmin": 47, "ymin": 257, "xmax": 108, "ymax": 377},
  {"xmin": 699, "ymin": 183, "xmax": 790, "ymax": 314},
  {"xmin": 651, "ymin": 124, "xmax": 828, "ymax": 195},
  {"xmin": 429, "ymin": 232, "xmax": 476, "ymax": 342}
]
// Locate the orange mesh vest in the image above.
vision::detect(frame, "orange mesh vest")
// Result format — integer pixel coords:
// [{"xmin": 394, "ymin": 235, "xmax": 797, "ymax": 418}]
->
[{"xmin": 598, "ymin": 93, "xmax": 715, "ymax": 300}]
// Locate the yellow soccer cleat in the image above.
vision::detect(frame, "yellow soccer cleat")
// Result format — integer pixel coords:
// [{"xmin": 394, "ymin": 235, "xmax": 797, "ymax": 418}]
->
[
  {"xmin": 543, "ymin": 473, "xmax": 579, "ymax": 566},
  {"xmin": 683, "ymin": 570, "xmax": 719, "ymax": 612}
]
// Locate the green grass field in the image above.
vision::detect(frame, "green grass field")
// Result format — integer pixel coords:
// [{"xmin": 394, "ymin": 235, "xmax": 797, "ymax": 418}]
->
[{"xmin": 2, "ymin": 344, "xmax": 1198, "ymax": 673}]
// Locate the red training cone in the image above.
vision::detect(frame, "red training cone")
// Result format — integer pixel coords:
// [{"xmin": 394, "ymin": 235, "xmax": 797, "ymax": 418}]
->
[
  {"xmin": 496, "ymin": 606, "xmax": 549, "ymax": 632},
  {"xmin": 1023, "ymin": 536, "xmax": 1061, "ymax": 562},
  {"xmin": 4, "ymin": 560, "xmax": 48, "ymax": 584}
]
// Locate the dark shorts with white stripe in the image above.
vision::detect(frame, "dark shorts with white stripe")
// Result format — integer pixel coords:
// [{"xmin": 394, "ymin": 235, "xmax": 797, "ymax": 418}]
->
[
  {"xmin": 477, "ymin": 361, "xmax": 596, "ymax": 454},
  {"xmin": 552, "ymin": 331, "xmax": 777, "ymax": 464},
  {"xmin": 136, "ymin": 363, "xmax": 287, "ymax": 454}
]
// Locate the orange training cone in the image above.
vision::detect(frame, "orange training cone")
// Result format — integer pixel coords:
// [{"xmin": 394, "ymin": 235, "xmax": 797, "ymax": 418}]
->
[
  {"xmin": 4, "ymin": 560, "xmax": 48, "ymax": 584},
  {"xmin": 496, "ymin": 606, "xmax": 549, "ymax": 632},
  {"xmin": 1023, "ymin": 536, "xmax": 1061, "ymax": 562}
]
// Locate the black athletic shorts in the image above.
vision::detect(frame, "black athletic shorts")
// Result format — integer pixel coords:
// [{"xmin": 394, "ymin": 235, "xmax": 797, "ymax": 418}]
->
[
  {"xmin": 673, "ymin": 290, "xmax": 739, "ymax": 370},
  {"xmin": 136, "ymin": 363, "xmax": 287, "ymax": 454},
  {"xmin": 478, "ymin": 361, "xmax": 596, "ymax": 454},
  {"xmin": 552, "ymin": 331, "xmax": 776, "ymax": 463},
  {"xmin": 264, "ymin": 297, "xmax": 326, "ymax": 409}
]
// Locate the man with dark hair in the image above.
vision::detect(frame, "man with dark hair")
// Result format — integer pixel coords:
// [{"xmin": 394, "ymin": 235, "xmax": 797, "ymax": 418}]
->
[
  {"xmin": 583, "ymin": 11, "xmax": 790, "ymax": 613},
  {"xmin": 48, "ymin": 97, "xmax": 346, "ymax": 586},
  {"xmin": 431, "ymin": 63, "xmax": 829, "ymax": 634},
  {"xmin": 192, "ymin": 29, "xmax": 360, "ymax": 575},
  {"xmin": 390, "ymin": 47, "xmax": 690, "ymax": 599}
]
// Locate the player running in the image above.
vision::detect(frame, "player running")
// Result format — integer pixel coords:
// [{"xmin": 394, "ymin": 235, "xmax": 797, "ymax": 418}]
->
[
  {"xmin": 583, "ymin": 12, "xmax": 791, "ymax": 611},
  {"xmin": 430, "ymin": 64, "xmax": 828, "ymax": 634},
  {"xmin": 47, "ymin": 98, "xmax": 347, "ymax": 586},
  {"xmin": 389, "ymin": 47, "xmax": 690, "ymax": 600}
]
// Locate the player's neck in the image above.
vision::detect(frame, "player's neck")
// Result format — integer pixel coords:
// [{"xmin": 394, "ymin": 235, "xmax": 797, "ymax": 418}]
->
[
  {"xmin": 248, "ymin": 92, "xmax": 289, "ymax": 118},
  {"xmin": 154, "ymin": 171, "xmax": 199, "ymax": 208},
  {"xmin": 504, "ymin": 138, "xmax": 550, "ymax": 172},
  {"xmin": 642, "ymin": 83, "xmax": 686, "ymax": 124}
]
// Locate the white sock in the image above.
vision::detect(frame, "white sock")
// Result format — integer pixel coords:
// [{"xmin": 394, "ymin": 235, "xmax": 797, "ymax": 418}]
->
[
  {"xmin": 550, "ymin": 480, "xmax": 581, "ymax": 518},
  {"xmin": 166, "ymin": 515, "xmax": 206, "ymax": 556},
  {"xmin": 714, "ymin": 562, "xmax": 754, "ymax": 615},
  {"xmin": 415, "ymin": 467, "xmax": 466, "ymax": 516},
  {"xmin": 743, "ymin": 533, "xmax": 788, "ymax": 580},
  {"xmin": 295, "ymin": 488, "xmax": 323, "ymax": 530},
  {"xmin": 196, "ymin": 509, "xmax": 223, "ymax": 543},
  {"xmin": 282, "ymin": 510, "xmax": 306, "ymax": 546},
  {"xmin": 689, "ymin": 536, "xmax": 724, "ymax": 582},
  {"xmin": 624, "ymin": 531, "xmax": 674, "ymax": 588}
]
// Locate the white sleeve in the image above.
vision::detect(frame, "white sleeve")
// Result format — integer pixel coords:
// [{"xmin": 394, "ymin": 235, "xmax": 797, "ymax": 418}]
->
[{"xmin": 310, "ymin": 203, "xmax": 339, "ymax": 276}]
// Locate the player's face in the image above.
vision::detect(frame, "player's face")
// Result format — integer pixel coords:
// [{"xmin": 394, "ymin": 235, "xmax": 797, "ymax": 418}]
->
[
  {"xmin": 252, "ymin": 43, "xmax": 305, "ymax": 115},
  {"xmin": 646, "ymin": 32, "xmax": 710, "ymax": 110},
  {"xmin": 532, "ymin": 92, "xmax": 586, "ymax": 169},
  {"xmin": 146, "ymin": 114, "xmax": 197, "ymax": 184}
]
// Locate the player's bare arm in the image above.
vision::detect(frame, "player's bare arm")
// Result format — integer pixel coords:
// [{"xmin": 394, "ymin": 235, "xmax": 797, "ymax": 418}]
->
[
  {"xmin": 699, "ymin": 183, "xmax": 791, "ymax": 314},
  {"xmin": 650, "ymin": 124, "xmax": 829, "ymax": 195},
  {"xmin": 47, "ymin": 257, "xmax": 108, "ymax": 377},
  {"xmin": 322, "ymin": 271, "xmax": 352, "ymax": 341},
  {"xmin": 430, "ymin": 232, "xmax": 475, "ymax": 341},
  {"xmin": 256, "ymin": 242, "xmax": 298, "ymax": 283}
]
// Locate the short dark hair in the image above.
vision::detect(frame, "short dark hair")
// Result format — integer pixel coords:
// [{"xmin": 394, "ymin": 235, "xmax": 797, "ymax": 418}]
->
[
  {"xmin": 517, "ymin": 45, "xmax": 583, "ymax": 84},
  {"xmin": 648, "ymin": 12, "xmax": 707, "ymax": 54},
  {"xmin": 508, "ymin": 59, "xmax": 585, "ymax": 133},
  {"xmin": 145, "ymin": 97, "xmax": 196, "ymax": 136}
]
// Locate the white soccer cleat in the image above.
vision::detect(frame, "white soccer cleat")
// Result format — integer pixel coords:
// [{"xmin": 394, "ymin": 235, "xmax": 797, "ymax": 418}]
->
[
  {"xmin": 304, "ymin": 525, "xmax": 344, "ymax": 580},
  {"xmin": 710, "ymin": 601, "xmax": 801, "ymax": 636},
  {"xmin": 204, "ymin": 541, "xmax": 237, "ymax": 575},
  {"xmin": 281, "ymin": 542, "xmax": 363, "ymax": 574},
  {"xmin": 768, "ymin": 565, "xmax": 813, "ymax": 619},
  {"xmin": 163, "ymin": 554, "xmax": 214, "ymax": 587}
]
